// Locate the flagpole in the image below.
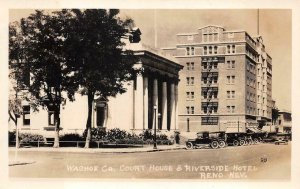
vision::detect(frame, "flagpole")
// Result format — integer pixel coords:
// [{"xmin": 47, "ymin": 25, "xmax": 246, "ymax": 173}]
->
[{"xmin": 154, "ymin": 9, "xmax": 157, "ymax": 48}]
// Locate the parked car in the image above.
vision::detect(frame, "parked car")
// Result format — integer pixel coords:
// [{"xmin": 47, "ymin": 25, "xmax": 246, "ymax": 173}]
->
[
  {"xmin": 225, "ymin": 132, "xmax": 248, "ymax": 146},
  {"xmin": 186, "ymin": 131, "xmax": 226, "ymax": 149}
]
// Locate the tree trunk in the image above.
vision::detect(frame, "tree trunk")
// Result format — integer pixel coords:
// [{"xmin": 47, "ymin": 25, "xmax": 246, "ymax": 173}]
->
[
  {"xmin": 53, "ymin": 107, "xmax": 60, "ymax": 148},
  {"xmin": 15, "ymin": 115, "xmax": 20, "ymax": 148},
  {"xmin": 84, "ymin": 91, "xmax": 94, "ymax": 148}
]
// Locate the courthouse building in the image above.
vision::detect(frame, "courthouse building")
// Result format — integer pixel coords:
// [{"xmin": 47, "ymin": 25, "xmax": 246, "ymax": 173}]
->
[
  {"xmin": 9, "ymin": 28, "xmax": 183, "ymax": 138},
  {"xmin": 162, "ymin": 25, "xmax": 273, "ymax": 133}
]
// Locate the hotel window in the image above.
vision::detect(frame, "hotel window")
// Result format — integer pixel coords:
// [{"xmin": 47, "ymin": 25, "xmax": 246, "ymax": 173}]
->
[
  {"xmin": 186, "ymin": 62, "xmax": 190, "ymax": 70},
  {"xmin": 201, "ymin": 117, "xmax": 219, "ymax": 125},
  {"xmin": 203, "ymin": 62, "xmax": 207, "ymax": 69},
  {"xmin": 186, "ymin": 47, "xmax": 190, "ymax": 56},
  {"xmin": 204, "ymin": 46, "xmax": 207, "ymax": 55},
  {"xmin": 190, "ymin": 62, "xmax": 194, "ymax": 70},
  {"xmin": 213, "ymin": 91, "xmax": 218, "ymax": 98},
  {"xmin": 231, "ymin": 106, "xmax": 235, "ymax": 113},
  {"xmin": 213, "ymin": 62, "xmax": 218, "ymax": 69},
  {"xmin": 214, "ymin": 46, "xmax": 218, "ymax": 54},
  {"xmin": 209, "ymin": 46, "xmax": 212, "ymax": 54},
  {"xmin": 232, "ymin": 45, "xmax": 235, "ymax": 53},
  {"xmin": 227, "ymin": 106, "xmax": 230, "ymax": 113},
  {"xmin": 263, "ymin": 85, "xmax": 265, "ymax": 91},
  {"xmin": 186, "ymin": 77, "xmax": 190, "ymax": 85},
  {"xmin": 227, "ymin": 91, "xmax": 230, "ymax": 98},
  {"xmin": 227, "ymin": 45, "xmax": 231, "ymax": 54},
  {"xmin": 227, "ymin": 61, "xmax": 231, "ymax": 68},
  {"xmin": 231, "ymin": 76, "xmax": 235, "ymax": 83},
  {"xmin": 186, "ymin": 92, "xmax": 190, "ymax": 100},
  {"xmin": 186, "ymin": 107, "xmax": 190, "ymax": 114},
  {"xmin": 190, "ymin": 92, "xmax": 194, "ymax": 100},
  {"xmin": 257, "ymin": 109, "xmax": 260, "ymax": 115},
  {"xmin": 231, "ymin": 61, "xmax": 235, "ymax": 68},
  {"xmin": 191, "ymin": 47, "xmax": 195, "ymax": 55},
  {"xmin": 257, "ymin": 68, "xmax": 260, "ymax": 75},
  {"xmin": 203, "ymin": 91, "xmax": 207, "ymax": 99},
  {"xmin": 23, "ymin": 105, "xmax": 30, "ymax": 126},
  {"xmin": 263, "ymin": 97, "xmax": 265, "ymax": 104},
  {"xmin": 213, "ymin": 76, "xmax": 218, "ymax": 83},
  {"xmin": 257, "ymin": 82, "xmax": 260, "ymax": 89},
  {"xmin": 190, "ymin": 77, "xmax": 194, "ymax": 85},
  {"xmin": 227, "ymin": 76, "xmax": 230, "ymax": 83},
  {"xmin": 213, "ymin": 106, "xmax": 218, "ymax": 113},
  {"xmin": 203, "ymin": 107, "xmax": 207, "ymax": 113},
  {"xmin": 231, "ymin": 91, "xmax": 235, "ymax": 98},
  {"xmin": 191, "ymin": 106, "xmax": 194, "ymax": 114}
]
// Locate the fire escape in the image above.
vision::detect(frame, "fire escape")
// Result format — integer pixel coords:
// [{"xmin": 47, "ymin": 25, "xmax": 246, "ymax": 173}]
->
[{"xmin": 201, "ymin": 57, "xmax": 219, "ymax": 125}]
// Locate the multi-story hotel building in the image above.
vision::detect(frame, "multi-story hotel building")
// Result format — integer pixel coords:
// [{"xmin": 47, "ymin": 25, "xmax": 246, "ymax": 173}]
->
[{"xmin": 162, "ymin": 25, "xmax": 272, "ymax": 133}]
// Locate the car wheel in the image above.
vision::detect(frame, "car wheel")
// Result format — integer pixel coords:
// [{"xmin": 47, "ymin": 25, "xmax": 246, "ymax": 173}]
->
[
  {"xmin": 210, "ymin": 141, "xmax": 219, "ymax": 149},
  {"xmin": 233, "ymin": 140, "xmax": 239, "ymax": 146},
  {"xmin": 248, "ymin": 139, "xmax": 253, "ymax": 145},
  {"xmin": 186, "ymin": 142, "xmax": 193, "ymax": 149},
  {"xmin": 239, "ymin": 140, "xmax": 245, "ymax": 146},
  {"xmin": 253, "ymin": 138, "xmax": 259, "ymax": 144},
  {"xmin": 218, "ymin": 140, "xmax": 226, "ymax": 148}
]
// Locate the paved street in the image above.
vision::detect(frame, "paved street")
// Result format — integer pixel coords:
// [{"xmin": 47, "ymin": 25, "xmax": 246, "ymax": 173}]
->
[{"xmin": 9, "ymin": 142, "xmax": 291, "ymax": 180}]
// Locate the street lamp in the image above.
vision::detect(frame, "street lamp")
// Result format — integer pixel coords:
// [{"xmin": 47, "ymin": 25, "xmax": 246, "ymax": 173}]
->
[{"xmin": 153, "ymin": 105, "xmax": 157, "ymax": 149}]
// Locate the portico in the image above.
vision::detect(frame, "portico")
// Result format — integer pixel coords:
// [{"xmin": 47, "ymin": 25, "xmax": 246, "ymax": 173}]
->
[{"xmin": 131, "ymin": 46, "xmax": 183, "ymax": 132}]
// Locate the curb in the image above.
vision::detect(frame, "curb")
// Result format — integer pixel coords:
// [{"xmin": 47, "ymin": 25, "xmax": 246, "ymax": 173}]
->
[{"xmin": 8, "ymin": 146, "xmax": 186, "ymax": 154}]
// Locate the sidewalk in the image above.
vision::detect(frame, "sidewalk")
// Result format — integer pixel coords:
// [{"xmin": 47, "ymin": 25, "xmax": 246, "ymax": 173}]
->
[
  {"xmin": 9, "ymin": 145, "xmax": 186, "ymax": 166},
  {"xmin": 8, "ymin": 144, "xmax": 186, "ymax": 154}
]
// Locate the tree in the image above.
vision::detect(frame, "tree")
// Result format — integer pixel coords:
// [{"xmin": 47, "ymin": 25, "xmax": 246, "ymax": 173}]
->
[
  {"xmin": 16, "ymin": 10, "xmax": 77, "ymax": 148},
  {"xmin": 63, "ymin": 9, "xmax": 136, "ymax": 148},
  {"xmin": 8, "ymin": 22, "xmax": 25, "ymax": 148}
]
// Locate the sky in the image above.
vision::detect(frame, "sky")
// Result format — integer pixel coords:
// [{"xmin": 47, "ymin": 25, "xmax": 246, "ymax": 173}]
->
[{"xmin": 9, "ymin": 9, "xmax": 292, "ymax": 111}]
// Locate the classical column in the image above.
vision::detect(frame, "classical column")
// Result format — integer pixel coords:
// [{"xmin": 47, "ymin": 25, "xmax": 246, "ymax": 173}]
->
[
  {"xmin": 175, "ymin": 81, "xmax": 178, "ymax": 130},
  {"xmin": 143, "ymin": 77, "xmax": 148, "ymax": 130},
  {"xmin": 152, "ymin": 78, "xmax": 158, "ymax": 130},
  {"xmin": 170, "ymin": 82, "xmax": 176, "ymax": 130},
  {"xmin": 134, "ymin": 73, "xmax": 144, "ymax": 130},
  {"xmin": 161, "ymin": 81, "xmax": 168, "ymax": 130}
]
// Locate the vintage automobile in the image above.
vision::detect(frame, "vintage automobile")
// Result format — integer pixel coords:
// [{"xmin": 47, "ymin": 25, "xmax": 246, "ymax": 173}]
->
[
  {"xmin": 264, "ymin": 133, "xmax": 291, "ymax": 145},
  {"xmin": 185, "ymin": 131, "xmax": 226, "ymax": 149},
  {"xmin": 225, "ymin": 132, "xmax": 248, "ymax": 146}
]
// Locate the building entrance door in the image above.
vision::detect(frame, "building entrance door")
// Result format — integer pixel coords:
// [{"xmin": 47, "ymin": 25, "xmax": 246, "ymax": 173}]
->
[{"xmin": 96, "ymin": 106, "xmax": 105, "ymax": 127}]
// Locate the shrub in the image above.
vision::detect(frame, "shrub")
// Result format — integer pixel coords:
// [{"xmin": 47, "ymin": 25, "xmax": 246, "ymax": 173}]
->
[
  {"xmin": 107, "ymin": 128, "xmax": 128, "ymax": 141},
  {"xmin": 19, "ymin": 133, "xmax": 44, "ymax": 143},
  {"xmin": 60, "ymin": 133, "xmax": 84, "ymax": 141},
  {"xmin": 8, "ymin": 131, "xmax": 16, "ymax": 143},
  {"xmin": 139, "ymin": 129, "xmax": 153, "ymax": 140},
  {"xmin": 83, "ymin": 127, "xmax": 107, "ymax": 141}
]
